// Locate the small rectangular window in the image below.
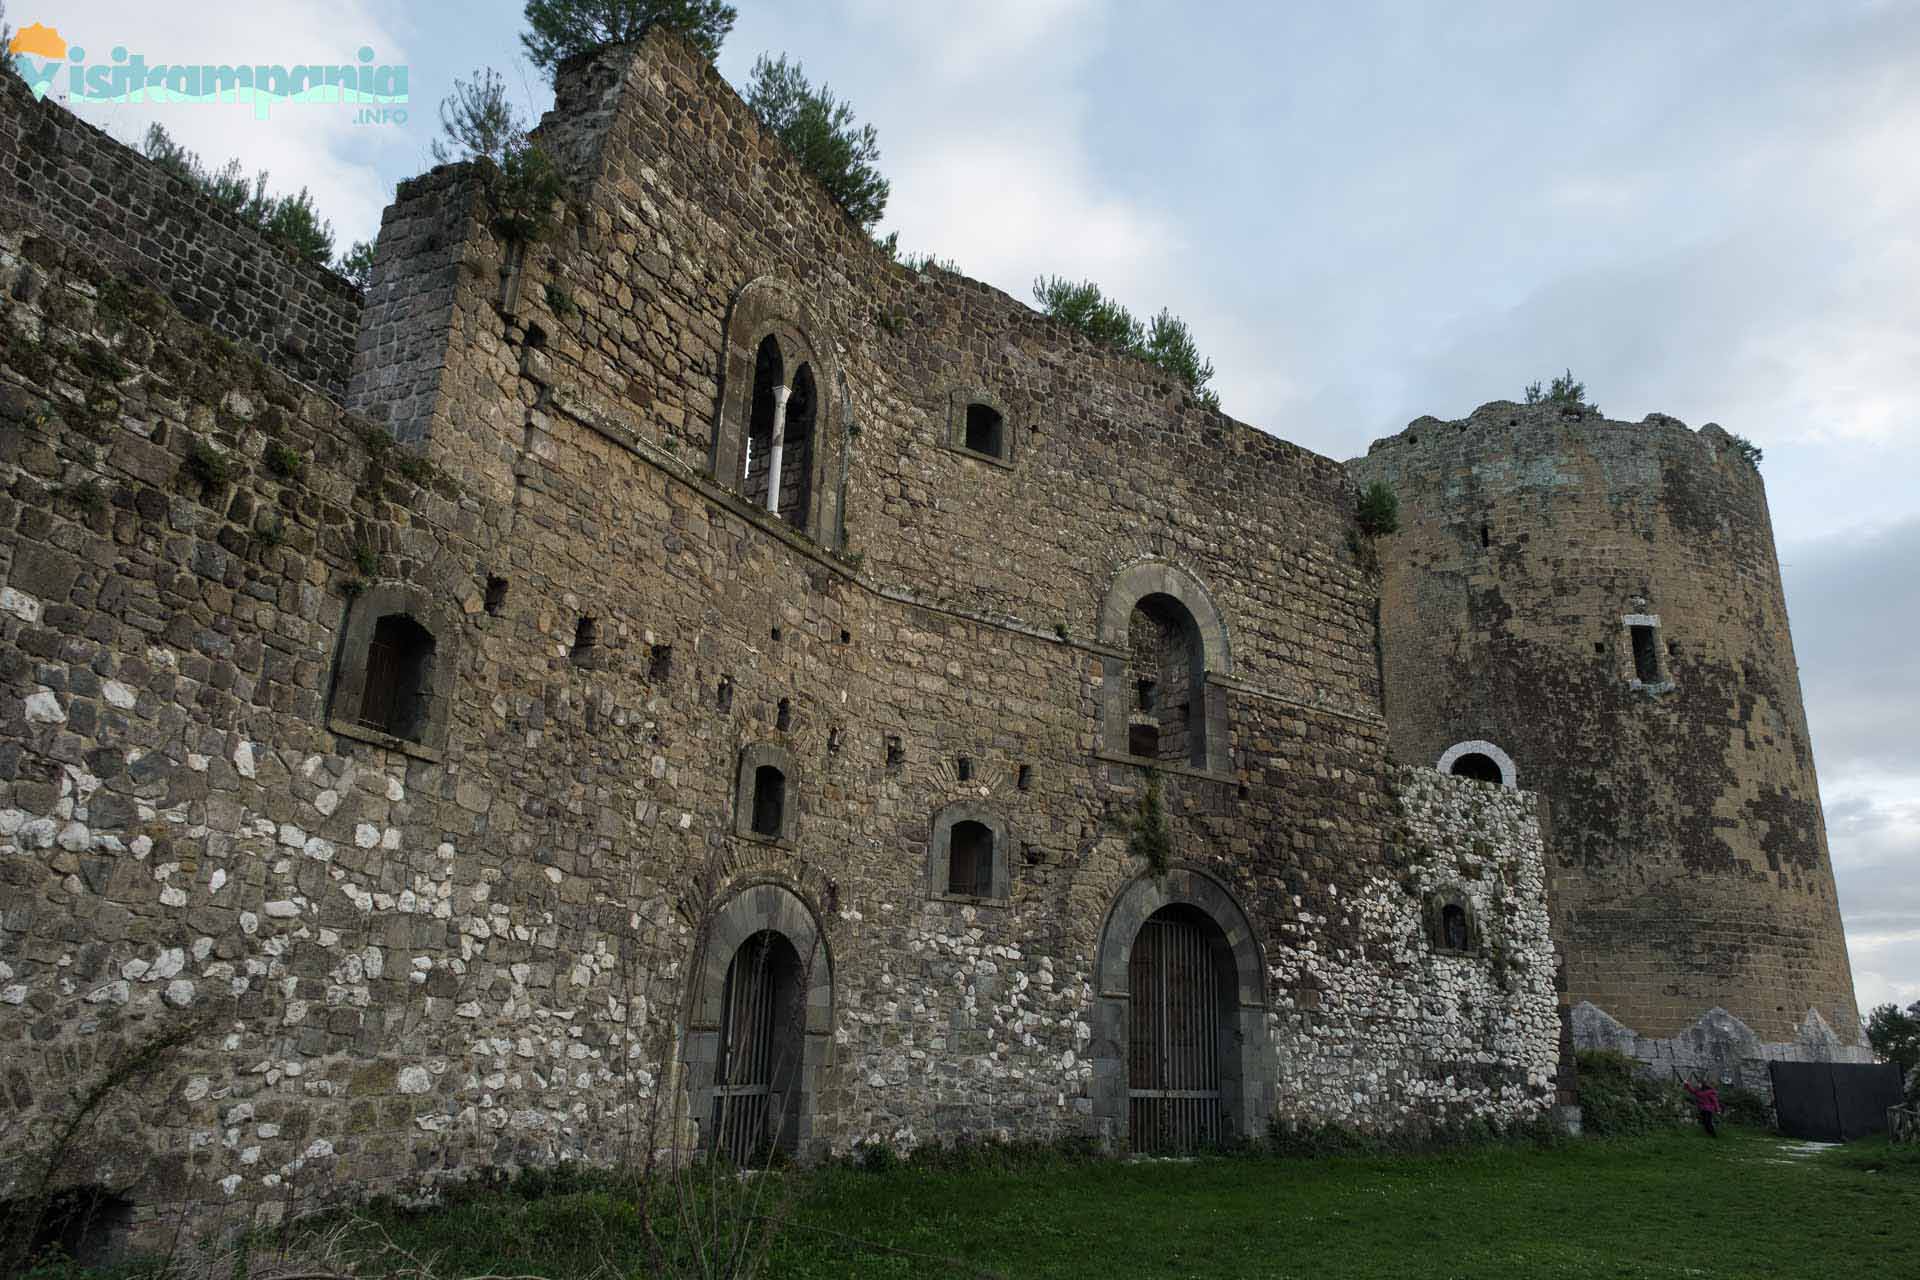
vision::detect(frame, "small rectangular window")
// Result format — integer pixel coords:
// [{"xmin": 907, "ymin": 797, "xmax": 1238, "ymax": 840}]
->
[
  {"xmin": 964, "ymin": 403, "xmax": 1005, "ymax": 459},
  {"xmin": 1630, "ymin": 624, "xmax": 1660, "ymax": 683},
  {"xmin": 948, "ymin": 820, "xmax": 995, "ymax": 897},
  {"xmin": 751, "ymin": 765, "xmax": 785, "ymax": 837}
]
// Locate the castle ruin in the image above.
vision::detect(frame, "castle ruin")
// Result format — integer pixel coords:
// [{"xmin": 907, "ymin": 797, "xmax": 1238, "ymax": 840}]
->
[{"xmin": 0, "ymin": 31, "xmax": 1864, "ymax": 1248}]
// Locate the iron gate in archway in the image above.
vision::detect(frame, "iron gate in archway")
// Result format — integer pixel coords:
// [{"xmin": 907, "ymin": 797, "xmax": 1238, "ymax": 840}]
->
[
  {"xmin": 711, "ymin": 931, "xmax": 800, "ymax": 1164},
  {"xmin": 1128, "ymin": 909, "xmax": 1222, "ymax": 1152}
]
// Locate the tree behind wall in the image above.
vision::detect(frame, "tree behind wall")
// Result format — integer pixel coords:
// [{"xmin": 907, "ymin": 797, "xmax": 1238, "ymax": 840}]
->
[
  {"xmin": 744, "ymin": 54, "xmax": 890, "ymax": 232},
  {"xmin": 522, "ymin": 0, "xmax": 737, "ymax": 78},
  {"xmin": 1034, "ymin": 277, "xmax": 1222, "ymax": 408},
  {"xmin": 1866, "ymin": 1001, "xmax": 1920, "ymax": 1073}
]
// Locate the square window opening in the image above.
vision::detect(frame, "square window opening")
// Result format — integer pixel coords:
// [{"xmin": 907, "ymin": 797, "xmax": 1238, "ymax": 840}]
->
[
  {"xmin": 964, "ymin": 403, "xmax": 1005, "ymax": 459},
  {"xmin": 359, "ymin": 614, "xmax": 435, "ymax": 742}
]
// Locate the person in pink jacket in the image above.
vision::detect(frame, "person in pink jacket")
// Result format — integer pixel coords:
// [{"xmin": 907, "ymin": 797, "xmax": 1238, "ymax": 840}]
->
[{"xmin": 1679, "ymin": 1075, "xmax": 1723, "ymax": 1137}]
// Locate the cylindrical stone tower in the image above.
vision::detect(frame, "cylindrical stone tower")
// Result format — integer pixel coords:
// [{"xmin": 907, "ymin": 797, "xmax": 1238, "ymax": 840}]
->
[{"xmin": 1350, "ymin": 401, "xmax": 1864, "ymax": 1073}]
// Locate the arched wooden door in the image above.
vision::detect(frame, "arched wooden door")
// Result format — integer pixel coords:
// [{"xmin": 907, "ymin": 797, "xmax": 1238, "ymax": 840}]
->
[
  {"xmin": 711, "ymin": 930, "xmax": 803, "ymax": 1164},
  {"xmin": 1128, "ymin": 905, "xmax": 1225, "ymax": 1152}
]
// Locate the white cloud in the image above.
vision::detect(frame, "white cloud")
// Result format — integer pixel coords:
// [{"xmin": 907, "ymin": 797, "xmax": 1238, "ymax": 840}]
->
[{"xmin": 44, "ymin": 0, "xmax": 413, "ymax": 250}]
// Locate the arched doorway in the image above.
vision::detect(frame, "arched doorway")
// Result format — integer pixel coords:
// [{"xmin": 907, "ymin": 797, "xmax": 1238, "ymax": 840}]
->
[
  {"xmin": 711, "ymin": 930, "xmax": 805, "ymax": 1163},
  {"xmin": 684, "ymin": 883, "xmax": 834, "ymax": 1162},
  {"xmin": 1091, "ymin": 868, "xmax": 1270, "ymax": 1152},
  {"xmin": 1127, "ymin": 904, "xmax": 1235, "ymax": 1152}
]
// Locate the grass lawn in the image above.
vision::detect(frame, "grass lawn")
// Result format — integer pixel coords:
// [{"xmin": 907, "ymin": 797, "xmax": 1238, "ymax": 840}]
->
[{"xmin": 278, "ymin": 1129, "xmax": 1918, "ymax": 1280}]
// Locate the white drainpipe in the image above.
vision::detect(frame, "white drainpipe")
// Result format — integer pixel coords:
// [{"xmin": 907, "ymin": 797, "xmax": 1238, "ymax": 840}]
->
[{"xmin": 764, "ymin": 384, "xmax": 792, "ymax": 513}]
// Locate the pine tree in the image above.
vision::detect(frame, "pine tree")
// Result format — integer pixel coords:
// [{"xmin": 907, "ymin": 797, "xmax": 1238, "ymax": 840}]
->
[
  {"xmin": 521, "ymin": 0, "xmax": 736, "ymax": 79},
  {"xmin": 744, "ymin": 54, "xmax": 889, "ymax": 231}
]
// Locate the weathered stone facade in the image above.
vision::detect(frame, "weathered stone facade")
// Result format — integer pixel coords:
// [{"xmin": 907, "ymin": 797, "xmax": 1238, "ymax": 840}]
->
[
  {"xmin": 0, "ymin": 72, "xmax": 362, "ymax": 398},
  {"xmin": 1350, "ymin": 402, "xmax": 1867, "ymax": 1081},
  {"xmin": 0, "ymin": 27, "xmax": 1851, "ymax": 1250}
]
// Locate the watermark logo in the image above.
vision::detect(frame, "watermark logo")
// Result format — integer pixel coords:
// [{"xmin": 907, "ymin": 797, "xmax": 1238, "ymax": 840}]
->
[{"xmin": 6, "ymin": 23, "xmax": 408, "ymax": 121}]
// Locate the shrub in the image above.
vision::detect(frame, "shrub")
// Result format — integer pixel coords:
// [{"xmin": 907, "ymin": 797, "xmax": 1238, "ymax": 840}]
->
[
  {"xmin": 1718, "ymin": 1086, "xmax": 1774, "ymax": 1130},
  {"xmin": 265, "ymin": 442, "xmax": 306, "ymax": 480},
  {"xmin": 1356, "ymin": 481, "xmax": 1399, "ymax": 537},
  {"xmin": 1033, "ymin": 276, "xmax": 1221, "ymax": 406},
  {"xmin": 1128, "ymin": 769, "xmax": 1171, "ymax": 874},
  {"xmin": 1728, "ymin": 433, "xmax": 1763, "ymax": 468},
  {"xmin": 1524, "ymin": 368, "xmax": 1600, "ymax": 416},
  {"xmin": 1575, "ymin": 1050, "xmax": 1685, "ymax": 1137}
]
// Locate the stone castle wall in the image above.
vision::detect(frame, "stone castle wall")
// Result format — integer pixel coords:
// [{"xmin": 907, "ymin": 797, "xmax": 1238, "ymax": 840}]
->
[
  {"xmin": 0, "ymin": 71, "xmax": 362, "ymax": 397},
  {"xmin": 1350, "ymin": 402, "xmax": 1864, "ymax": 1064},
  {"xmin": 0, "ymin": 33, "xmax": 1562, "ymax": 1245}
]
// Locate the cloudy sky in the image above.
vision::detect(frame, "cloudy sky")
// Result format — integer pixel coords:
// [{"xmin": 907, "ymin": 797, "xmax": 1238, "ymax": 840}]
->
[{"xmin": 34, "ymin": 1, "xmax": 1919, "ymax": 1016}]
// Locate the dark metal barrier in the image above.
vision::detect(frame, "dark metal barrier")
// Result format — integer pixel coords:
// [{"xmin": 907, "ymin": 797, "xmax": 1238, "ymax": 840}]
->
[{"xmin": 1768, "ymin": 1061, "xmax": 1905, "ymax": 1142}]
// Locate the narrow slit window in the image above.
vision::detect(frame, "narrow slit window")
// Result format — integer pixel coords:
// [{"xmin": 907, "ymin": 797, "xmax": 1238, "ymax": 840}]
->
[
  {"xmin": 957, "ymin": 756, "xmax": 973, "ymax": 782},
  {"xmin": 1630, "ymin": 624, "xmax": 1660, "ymax": 683},
  {"xmin": 571, "ymin": 616, "xmax": 598, "ymax": 666},
  {"xmin": 964, "ymin": 403, "xmax": 1005, "ymax": 459},
  {"xmin": 483, "ymin": 576, "xmax": 508, "ymax": 616},
  {"xmin": 948, "ymin": 820, "xmax": 994, "ymax": 897},
  {"xmin": 359, "ymin": 614, "xmax": 435, "ymax": 742},
  {"xmin": 1441, "ymin": 903, "xmax": 1469, "ymax": 951},
  {"xmin": 751, "ymin": 765, "xmax": 786, "ymax": 838}
]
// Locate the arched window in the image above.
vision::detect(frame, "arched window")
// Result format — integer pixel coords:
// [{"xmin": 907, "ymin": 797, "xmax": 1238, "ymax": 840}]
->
[
  {"xmin": 740, "ymin": 335, "xmax": 783, "ymax": 505},
  {"xmin": 328, "ymin": 584, "xmax": 457, "ymax": 761},
  {"xmin": 1127, "ymin": 593, "xmax": 1204, "ymax": 766},
  {"xmin": 928, "ymin": 802, "xmax": 1013, "ymax": 902},
  {"xmin": 735, "ymin": 745, "xmax": 797, "ymax": 843},
  {"xmin": 776, "ymin": 363, "xmax": 816, "ymax": 527},
  {"xmin": 1426, "ymin": 888, "xmax": 1479, "ymax": 954},
  {"xmin": 713, "ymin": 280, "xmax": 839, "ymax": 541},
  {"xmin": 1098, "ymin": 561, "xmax": 1231, "ymax": 775},
  {"xmin": 1435, "ymin": 740, "xmax": 1518, "ymax": 789}
]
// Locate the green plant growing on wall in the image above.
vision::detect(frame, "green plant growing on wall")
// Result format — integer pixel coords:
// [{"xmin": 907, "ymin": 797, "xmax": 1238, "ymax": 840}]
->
[
  {"xmin": 522, "ymin": 0, "xmax": 737, "ymax": 77},
  {"xmin": 1356, "ymin": 480, "xmax": 1399, "ymax": 537},
  {"xmin": 1728, "ymin": 433, "xmax": 1764, "ymax": 468},
  {"xmin": 429, "ymin": 67, "xmax": 567, "ymax": 244},
  {"xmin": 265, "ymin": 442, "xmax": 306, "ymax": 480},
  {"xmin": 1130, "ymin": 769, "xmax": 1172, "ymax": 875},
  {"xmin": 1523, "ymin": 368, "xmax": 1600, "ymax": 416},
  {"xmin": 353, "ymin": 543, "xmax": 379, "ymax": 576},
  {"xmin": 545, "ymin": 281, "xmax": 579, "ymax": 317},
  {"xmin": 1033, "ymin": 276, "xmax": 1221, "ymax": 407}
]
